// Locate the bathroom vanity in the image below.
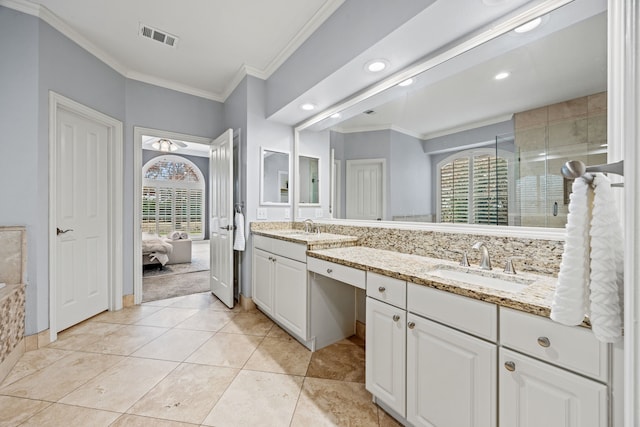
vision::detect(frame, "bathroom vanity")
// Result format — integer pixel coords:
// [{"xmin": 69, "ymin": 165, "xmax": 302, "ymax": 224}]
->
[{"xmin": 251, "ymin": 223, "xmax": 621, "ymax": 427}]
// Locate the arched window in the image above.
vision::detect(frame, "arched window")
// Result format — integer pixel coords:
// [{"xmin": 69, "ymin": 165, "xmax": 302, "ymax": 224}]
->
[
  {"xmin": 142, "ymin": 155, "xmax": 205, "ymax": 239},
  {"xmin": 437, "ymin": 148, "xmax": 512, "ymax": 226}
]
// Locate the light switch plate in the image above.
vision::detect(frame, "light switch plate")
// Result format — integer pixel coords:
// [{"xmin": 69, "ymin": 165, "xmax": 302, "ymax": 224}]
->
[
  {"xmin": 257, "ymin": 208, "xmax": 267, "ymax": 220},
  {"xmin": 284, "ymin": 208, "xmax": 290, "ymax": 219}
]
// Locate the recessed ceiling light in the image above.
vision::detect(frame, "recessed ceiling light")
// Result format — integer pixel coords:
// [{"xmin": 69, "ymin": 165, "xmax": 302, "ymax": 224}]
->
[
  {"xmin": 365, "ymin": 59, "xmax": 389, "ymax": 73},
  {"xmin": 494, "ymin": 71, "xmax": 510, "ymax": 80},
  {"xmin": 514, "ymin": 17, "xmax": 543, "ymax": 33},
  {"xmin": 398, "ymin": 78, "xmax": 414, "ymax": 87},
  {"xmin": 300, "ymin": 103, "xmax": 316, "ymax": 111},
  {"xmin": 330, "ymin": 113, "xmax": 342, "ymax": 119}
]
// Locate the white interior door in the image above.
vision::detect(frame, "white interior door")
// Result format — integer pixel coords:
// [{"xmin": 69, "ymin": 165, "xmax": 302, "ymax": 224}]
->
[
  {"xmin": 346, "ymin": 159, "xmax": 385, "ymax": 220},
  {"xmin": 55, "ymin": 108, "xmax": 110, "ymax": 332},
  {"xmin": 210, "ymin": 129, "xmax": 234, "ymax": 308}
]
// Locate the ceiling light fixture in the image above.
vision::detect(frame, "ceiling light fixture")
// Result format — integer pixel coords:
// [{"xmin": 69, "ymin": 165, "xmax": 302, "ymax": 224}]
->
[
  {"xmin": 494, "ymin": 71, "xmax": 510, "ymax": 80},
  {"xmin": 301, "ymin": 103, "xmax": 316, "ymax": 111},
  {"xmin": 152, "ymin": 138, "xmax": 179, "ymax": 152},
  {"xmin": 514, "ymin": 17, "xmax": 543, "ymax": 33},
  {"xmin": 398, "ymin": 78, "xmax": 414, "ymax": 87},
  {"xmin": 365, "ymin": 59, "xmax": 389, "ymax": 73}
]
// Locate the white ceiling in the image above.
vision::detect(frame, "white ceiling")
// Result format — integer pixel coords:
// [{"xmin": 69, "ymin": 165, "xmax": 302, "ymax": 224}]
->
[{"xmin": 22, "ymin": 0, "xmax": 344, "ymax": 101}]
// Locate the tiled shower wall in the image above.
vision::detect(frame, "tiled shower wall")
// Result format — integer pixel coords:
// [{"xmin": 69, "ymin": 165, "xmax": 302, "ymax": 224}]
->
[
  {"xmin": 0, "ymin": 226, "xmax": 26, "ymax": 365},
  {"xmin": 514, "ymin": 91, "xmax": 607, "ymax": 228}
]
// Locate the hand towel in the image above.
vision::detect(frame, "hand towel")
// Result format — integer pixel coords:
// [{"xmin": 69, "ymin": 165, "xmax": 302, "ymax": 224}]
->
[
  {"xmin": 550, "ymin": 178, "xmax": 591, "ymax": 325},
  {"xmin": 233, "ymin": 211, "xmax": 246, "ymax": 251},
  {"xmin": 589, "ymin": 173, "xmax": 624, "ymax": 342}
]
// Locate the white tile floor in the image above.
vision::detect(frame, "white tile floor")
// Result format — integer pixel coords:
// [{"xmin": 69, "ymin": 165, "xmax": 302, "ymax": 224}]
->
[{"xmin": 0, "ymin": 292, "xmax": 401, "ymax": 426}]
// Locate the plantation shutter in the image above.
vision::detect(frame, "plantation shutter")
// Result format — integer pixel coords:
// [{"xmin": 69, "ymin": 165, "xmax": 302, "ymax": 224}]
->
[
  {"xmin": 472, "ymin": 155, "xmax": 509, "ymax": 225},
  {"xmin": 141, "ymin": 186, "xmax": 157, "ymax": 234},
  {"xmin": 440, "ymin": 158, "xmax": 470, "ymax": 223},
  {"xmin": 189, "ymin": 189, "xmax": 204, "ymax": 235}
]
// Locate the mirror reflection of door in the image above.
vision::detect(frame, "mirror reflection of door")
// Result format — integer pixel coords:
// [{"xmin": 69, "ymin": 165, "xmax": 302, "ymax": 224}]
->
[
  {"xmin": 261, "ymin": 148, "xmax": 290, "ymax": 205},
  {"xmin": 299, "ymin": 155, "xmax": 320, "ymax": 204},
  {"xmin": 346, "ymin": 158, "xmax": 386, "ymax": 220}
]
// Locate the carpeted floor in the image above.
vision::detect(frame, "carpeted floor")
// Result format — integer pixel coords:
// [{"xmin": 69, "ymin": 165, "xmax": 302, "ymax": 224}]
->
[
  {"xmin": 142, "ymin": 270, "xmax": 211, "ymax": 302},
  {"xmin": 142, "ymin": 240, "xmax": 211, "ymax": 302}
]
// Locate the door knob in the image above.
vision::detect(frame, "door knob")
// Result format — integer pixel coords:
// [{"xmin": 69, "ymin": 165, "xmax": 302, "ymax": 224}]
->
[
  {"xmin": 220, "ymin": 225, "xmax": 236, "ymax": 231},
  {"xmin": 378, "ymin": 286, "xmax": 386, "ymax": 292},
  {"xmin": 407, "ymin": 321, "xmax": 416, "ymax": 329},
  {"xmin": 392, "ymin": 314, "xmax": 400, "ymax": 322},
  {"xmin": 56, "ymin": 227, "xmax": 73, "ymax": 235}
]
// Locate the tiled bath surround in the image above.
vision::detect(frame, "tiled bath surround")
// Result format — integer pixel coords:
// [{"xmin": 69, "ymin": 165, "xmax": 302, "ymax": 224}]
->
[
  {"xmin": 0, "ymin": 227, "xmax": 27, "ymax": 381},
  {"xmin": 251, "ymin": 221, "xmax": 564, "ymax": 277}
]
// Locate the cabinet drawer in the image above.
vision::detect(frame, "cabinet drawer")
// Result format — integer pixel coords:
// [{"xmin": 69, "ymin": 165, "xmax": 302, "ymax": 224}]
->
[
  {"xmin": 253, "ymin": 235, "xmax": 307, "ymax": 263},
  {"xmin": 307, "ymin": 257, "xmax": 365, "ymax": 289},
  {"xmin": 367, "ymin": 272, "xmax": 406, "ymax": 309},
  {"xmin": 500, "ymin": 307, "xmax": 608, "ymax": 382},
  {"xmin": 407, "ymin": 283, "xmax": 497, "ymax": 342}
]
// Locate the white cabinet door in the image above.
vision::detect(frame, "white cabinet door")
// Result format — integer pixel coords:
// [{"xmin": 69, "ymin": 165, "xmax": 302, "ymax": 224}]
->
[
  {"xmin": 366, "ymin": 297, "xmax": 406, "ymax": 417},
  {"xmin": 274, "ymin": 255, "xmax": 307, "ymax": 338},
  {"xmin": 500, "ymin": 348, "xmax": 607, "ymax": 427},
  {"xmin": 252, "ymin": 248, "xmax": 274, "ymax": 315},
  {"xmin": 407, "ymin": 313, "xmax": 497, "ymax": 427}
]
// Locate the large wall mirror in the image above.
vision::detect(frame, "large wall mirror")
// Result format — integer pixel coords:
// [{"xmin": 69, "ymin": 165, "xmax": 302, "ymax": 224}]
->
[
  {"xmin": 296, "ymin": 0, "xmax": 606, "ymax": 229},
  {"xmin": 261, "ymin": 148, "xmax": 290, "ymax": 205}
]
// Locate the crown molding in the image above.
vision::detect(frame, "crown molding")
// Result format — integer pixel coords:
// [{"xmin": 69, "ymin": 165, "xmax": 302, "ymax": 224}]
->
[
  {"xmin": 126, "ymin": 70, "xmax": 223, "ymax": 102},
  {"xmin": 219, "ymin": 0, "xmax": 345, "ymax": 101},
  {"xmin": 260, "ymin": 0, "xmax": 345, "ymax": 79},
  {"xmin": 1, "ymin": 0, "xmax": 129, "ymax": 76}
]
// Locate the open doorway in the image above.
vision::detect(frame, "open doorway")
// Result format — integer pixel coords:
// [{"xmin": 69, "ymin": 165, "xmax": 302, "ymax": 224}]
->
[{"xmin": 133, "ymin": 128, "xmax": 213, "ymax": 304}]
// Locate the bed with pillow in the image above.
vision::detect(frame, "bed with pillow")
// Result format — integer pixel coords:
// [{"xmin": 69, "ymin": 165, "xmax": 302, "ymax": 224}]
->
[{"xmin": 142, "ymin": 233, "xmax": 173, "ymax": 267}]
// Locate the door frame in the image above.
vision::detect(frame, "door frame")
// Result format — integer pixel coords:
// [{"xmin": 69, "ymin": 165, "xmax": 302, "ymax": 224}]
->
[
  {"xmin": 133, "ymin": 127, "xmax": 212, "ymax": 305},
  {"xmin": 48, "ymin": 92, "xmax": 123, "ymax": 342}
]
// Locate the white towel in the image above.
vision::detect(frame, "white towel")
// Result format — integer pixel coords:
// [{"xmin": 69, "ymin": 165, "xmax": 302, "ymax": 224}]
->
[
  {"xmin": 588, "ymin": 173, "xmax": 624, "ymax": 342},
  {"xmin": 551, "ymin": 178, "xmax": 591, "ymax": 326},
  {"xmin": 233, "ymin": 211, "xmax": 245, "ymax": 251}
]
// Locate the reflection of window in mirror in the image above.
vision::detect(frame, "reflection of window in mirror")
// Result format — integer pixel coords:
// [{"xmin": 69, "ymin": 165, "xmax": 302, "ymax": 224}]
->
[
  {"xmin": 299, "ymin": 155, "xmax": 320, "ymax": 204},
  {"xmin": 261, "ymin": 148, "xmax": 290, "ymax": 205}
]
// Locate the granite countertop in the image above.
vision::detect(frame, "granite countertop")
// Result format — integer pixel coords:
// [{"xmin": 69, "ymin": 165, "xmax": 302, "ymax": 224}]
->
[
  {"xmin": 251, "ymin": 229, "xmax": 359, "ymax": 250},
  {"xmin": 307, "ymin": 246, "xmax": 562, "ymax": 321}
]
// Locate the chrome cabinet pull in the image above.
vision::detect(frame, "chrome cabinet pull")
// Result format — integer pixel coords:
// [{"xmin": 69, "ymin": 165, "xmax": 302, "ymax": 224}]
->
[
  {"xmin": 392, "ymin": 314, "xmax": 400, "ymax": 322},
  {"xmin": 326, "ymin": 268, "xmax": 333, "ymax": 274},
  {"xmin": 504, "ymin": 361, "xmax": 516, "ymax": 372},
  {"xmin": 407, "ymin": 321, "xmax": 416, "ymax": 329},
  {"xmin": 537, "ymin": 336, "xmax": 551, "ymax": 348},
  {"xmin": 378, "ymin": 286, "xmax": 386, "ymax": 292}
]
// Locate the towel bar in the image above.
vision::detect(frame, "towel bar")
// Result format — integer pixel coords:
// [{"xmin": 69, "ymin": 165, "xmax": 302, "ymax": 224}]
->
[{"xmin": 561, "ymin": 160, "xmax": 624, "ymax": 185}]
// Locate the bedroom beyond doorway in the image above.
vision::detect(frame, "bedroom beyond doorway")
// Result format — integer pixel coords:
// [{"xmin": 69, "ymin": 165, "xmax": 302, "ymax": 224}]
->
[{"xmin": 142, "ymin": 240, "xmax": 210, "ymax": 302}]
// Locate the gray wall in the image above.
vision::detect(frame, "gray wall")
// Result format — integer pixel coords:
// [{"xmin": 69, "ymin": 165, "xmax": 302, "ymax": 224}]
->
[
  {"xmin": 142, "ymin": 150, "xmax": 211, "ymax": 238},
  {"xmin": 389, "ymin": 130, "xmax": 431, "ymax": 219},
  {"xmin": 0, "ymin": 7, "xmax": 41, "ymax": 335}
]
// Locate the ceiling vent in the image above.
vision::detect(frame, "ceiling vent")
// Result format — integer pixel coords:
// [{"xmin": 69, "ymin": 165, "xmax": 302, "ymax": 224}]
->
[{"xmin": 139, "ymin": 23, "xmax": 179, "ymax": 48}]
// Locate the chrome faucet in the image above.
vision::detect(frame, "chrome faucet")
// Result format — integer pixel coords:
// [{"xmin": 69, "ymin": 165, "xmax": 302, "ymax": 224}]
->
[
  {"xmin": 303, "ymin": 218, "xmax": 314, "ymax": 234},
  {"xmin": 472, "ymin": 241, "xmax": 492, "ymax": 270}
]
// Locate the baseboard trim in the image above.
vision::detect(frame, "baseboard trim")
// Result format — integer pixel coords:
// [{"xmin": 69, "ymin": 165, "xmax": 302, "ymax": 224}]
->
[
  {"xmin": 122, "ymin": 294, "xmax": 135, "ymax": 307},
  {"xmin": 356, "ymin": 320, "xmax": 366, "ymax": 342},
  {"xmin": 241, "ymin": 295, "xmax": 256, "ymax": 311}
]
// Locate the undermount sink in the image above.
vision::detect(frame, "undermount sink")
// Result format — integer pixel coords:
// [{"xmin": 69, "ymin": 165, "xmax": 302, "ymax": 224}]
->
[{"xmin": 428, "ymin": 267, "xmax": 533, "ymax": 293}]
